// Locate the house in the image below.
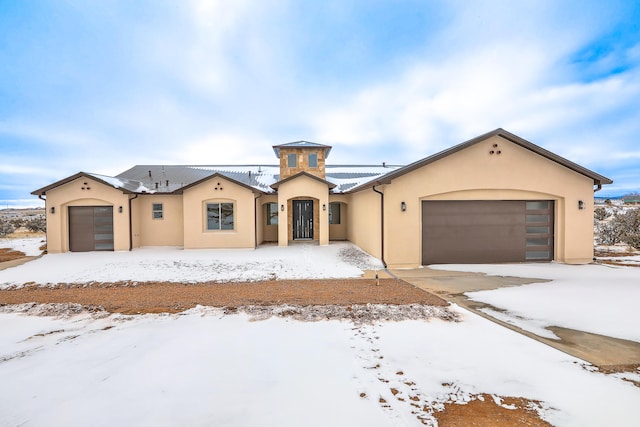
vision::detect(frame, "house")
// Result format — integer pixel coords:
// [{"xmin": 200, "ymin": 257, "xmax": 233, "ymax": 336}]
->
[
  {"xmin": 622, "ymin": 196, "xmax": 640, "ymax": 205},
  {"xmin": 32, "ymin": 128, "xmax": 612, "ymax": 267}
]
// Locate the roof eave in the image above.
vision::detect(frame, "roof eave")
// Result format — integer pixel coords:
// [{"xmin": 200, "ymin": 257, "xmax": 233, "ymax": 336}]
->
[
  {"xmin": 31, "ymin": 172, "xmax": 136, "ymax": 196},
  {"xmin": 270, "ymin": 171, "xmax": 337, "ymax": 190},
  {"xmin": 344, "ymin": 177, "xmax": 393, "ymax": 194},
  {"xmin": 349, "ymin": 128, "xmax": 613, "ymax": 189},
  {"xmin": 173, "ymin": 172, "xmax": 265, "ymax": 195}
]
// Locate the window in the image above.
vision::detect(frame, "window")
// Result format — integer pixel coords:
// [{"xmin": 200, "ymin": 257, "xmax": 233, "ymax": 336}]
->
[
  {"xmin": 266, "ymin": 202, "xmax": 278, "ymax": 225},
  {"xmin": 329, "ymin": 202, "xmax": 341, "ymax": 224},
  {"xmin": 152, "ymin": 203, "xmax": 163, "ymax": 219},
  {"xmin": 308, "ymin": 153, "xmax": 318, "ymax": 168},
  {"xmin": 207, "ymin": 202, "xmax": 234, "ymax": 230},
  {"xmin": 287, "ymin": 153, "xmax": 297, "ymax": 167}
]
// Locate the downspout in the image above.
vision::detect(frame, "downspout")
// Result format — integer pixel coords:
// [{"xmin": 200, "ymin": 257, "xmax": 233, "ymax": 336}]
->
[
  {"xmin": 128, "ymin": 194, "xmax": 138, "ymax": 251},
  {"xmin": 254, "ymin": 193, "xmax": 261, "ymax": 249},
  {"xmin": 38, "ymin": 194, "xmax": 47, "ymax": 251},
  {"xmin": 594, "ymin": 183, "xmax": 602, "ymax": 193},
  {"xmin": 372, "ymin": 184, "xmax": 387, "ymax": 268}
]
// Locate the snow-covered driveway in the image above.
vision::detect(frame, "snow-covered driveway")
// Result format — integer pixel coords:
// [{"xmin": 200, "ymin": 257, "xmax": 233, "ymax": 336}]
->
[{"xmin": 431, "ymin": 263, "xmax": 640, "ymax": 343}]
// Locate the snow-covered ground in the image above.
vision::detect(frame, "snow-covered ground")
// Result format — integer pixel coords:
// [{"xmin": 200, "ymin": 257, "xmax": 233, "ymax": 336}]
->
[
  {"xmin": 0, "ymin": 304, "xmax": 638, "ymax": 427},
  {"xmin": 1, "ymin": 239, "xmax": 639, "ymax": 425},
  {"xmin": 431, "ymin": 263, "xmax": 640, "ymax": 342},
  {"xmin": 0, "ymin": 241, "xmax": 383, "ymax": 287},
  {"xmin": 0, "ymin": 236, "xmax": 44, "ymax": 257}
]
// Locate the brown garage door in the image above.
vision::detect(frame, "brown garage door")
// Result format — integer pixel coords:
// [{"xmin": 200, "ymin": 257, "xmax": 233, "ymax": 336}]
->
[
  {"xmin": 69, "ymin": 206, "xmax": 114, "ymax": 252},
  {"xmin": 421, "ymin": 200, "xmax": 554, "ymax": 264}
]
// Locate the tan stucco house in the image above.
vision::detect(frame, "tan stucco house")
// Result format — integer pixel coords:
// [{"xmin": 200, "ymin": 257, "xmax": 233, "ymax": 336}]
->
[{"xmin": 32, "ymin": 129, "xmax": 612, "ymax": 267}]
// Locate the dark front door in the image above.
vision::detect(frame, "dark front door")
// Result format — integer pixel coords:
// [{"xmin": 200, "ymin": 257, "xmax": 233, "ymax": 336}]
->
[
  {"xmin": 293, "ymin": 200, "xmax": 313, "ymax": 240},
  {"xmin": 69, "ymin": 206, "xmax": 114, "ymax": 252}
]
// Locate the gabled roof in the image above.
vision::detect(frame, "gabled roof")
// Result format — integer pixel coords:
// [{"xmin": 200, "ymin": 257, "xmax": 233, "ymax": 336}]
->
[
  {"xmin": 272, "ymin": 141, "xmax": 332, "ymax": 158},
  {"xmin": 175, "ymin": 172, "xmax": 265, "ymax": 194},
  {"xmin": 116, "ymin": 165, "xmax": 277, "ymax": 193},
  {"xmin": 270, "ymin": 171, "xmax": 337, "ymax": 190},
  {"xmin": 33, "ymin": 165, "xmax": 396, "ymax": 197},
  {"xmin": 31, "ymin": 172, "xmax": 146, "ymax": 196},
  {"xmin": 347, "ymin": 128, "xmax": 613, "ymax": 193}
]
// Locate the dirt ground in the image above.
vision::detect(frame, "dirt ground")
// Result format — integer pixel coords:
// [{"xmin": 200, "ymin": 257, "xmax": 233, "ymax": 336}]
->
[
  {"xmin": 0, "ymin": 248, "xmax": 27, "ymax": 263},
  {"xmin": 0, "ymin": 279, "xmax": 448, "ymax": 313},
  {"xmin": 0, "ymin": 279, "xmax": 555, "ymax": 426},
  {"xmin": 432, "ymin": 394, "xmax": 553, "ymax": 426}
]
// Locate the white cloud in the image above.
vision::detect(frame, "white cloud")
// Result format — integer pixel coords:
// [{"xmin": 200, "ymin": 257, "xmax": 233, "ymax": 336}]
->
[
  {"xmin": 176, "ymin": 132, "xmax": 279, "ymax": 164},
  {"xmin": 309, "ymin": 24, "xmax": 640, "ymax": 168},
  {"xmin": 0, "ymin": 120, "xmax": 99, "ymax": 148}
]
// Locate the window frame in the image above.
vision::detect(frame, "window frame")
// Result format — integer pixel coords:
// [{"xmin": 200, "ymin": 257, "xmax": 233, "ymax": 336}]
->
[
  {"xmin": 308, "ymin": 153, "xmax": 318, "ymax": 168},
  {"xmin": 265, "ymin": 202, "xmax": 278, "ymax": 226},
  {"xmin": 152, "ymin": 203, "xmax": 163, "ymax": 220},
  {"xmin": 329, "ymin": 202, "xmax": 341, "ymax": 225},
  {"xmin": 206, "ymin": 202, "xmax": 235, "ymax": 231},
  {"xmin": 287, "ymin": 153, "xmax": 297, "ymax": 168}
]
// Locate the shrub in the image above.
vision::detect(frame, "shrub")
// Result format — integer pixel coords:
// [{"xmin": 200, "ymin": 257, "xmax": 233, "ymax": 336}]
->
[
  {"xmin": 598, "ymin": 209, "xmax": 640, "ymax": 248},
  {"xmin": 10, "ymin": 218, "xmax": 25, "ymax": 229},
  {"xmin": 0, "ymin": 217, "xmax": 15, "ymax": 237},
  {"xmin": 25, "ymin": 216, "xmax": 46, "ymax": 233},
  {"xmin": 594, "ymin": 207, "xmax": 609, "ymax": 221}
]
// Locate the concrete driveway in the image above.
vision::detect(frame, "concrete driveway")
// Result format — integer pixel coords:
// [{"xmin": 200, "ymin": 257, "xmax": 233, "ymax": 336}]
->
[{"xmin": 392, "ymin": 267, "xmax": 640, "ymax": 369}]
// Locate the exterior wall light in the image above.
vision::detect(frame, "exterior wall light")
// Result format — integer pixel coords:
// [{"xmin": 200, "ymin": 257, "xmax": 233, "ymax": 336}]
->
[
  {"xmin": 50, "ymin": 206, "xmax": 55, "ymax": 214},
  {"xmin": 280, "ymin": 204, "xmax": 285, "ymax": 211},
  {"xmin": 578, "ymin": 200, "xmax": 585, "ymax": 210},
  {"xmin": 401, "ymin": 201, "xmax": 407, "ymax": 212},
  {"xmin": 322, "ymin": 204, "xmax": 326, "ymax": 211},
  {"xmin": 118, "ymin": 206, "xmax": 123, "ymax": 213}
]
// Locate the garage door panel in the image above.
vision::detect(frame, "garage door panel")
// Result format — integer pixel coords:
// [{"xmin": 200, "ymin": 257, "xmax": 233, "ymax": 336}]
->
[
  {"xmin": 69, "ymin": 206, "xmax": 114, "ymax": 252},
  {"xmin": 422, "ymin": 200, "xmax": 553, "ymax": 264}
]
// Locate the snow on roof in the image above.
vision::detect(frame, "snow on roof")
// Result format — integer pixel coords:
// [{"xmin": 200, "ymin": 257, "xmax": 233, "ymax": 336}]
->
[
  {"xmin": 272, "ymin": 141, "xmax": 332, "ymax": 158},
  {"xmin": 113, "ymin": 164, "xmax": 404, "ymax": 194},
  {"xmin": 87, "ymin": 173, "xmax": 152, "ymax": 193}
]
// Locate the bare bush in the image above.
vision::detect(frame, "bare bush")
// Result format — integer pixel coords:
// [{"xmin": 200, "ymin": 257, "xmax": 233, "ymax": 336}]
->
[
  {"xmin": 598, "ymin": 209, "xmax": 640, "ymax": 248},
  {"xmin": 25, "ymin": 216, "xmax": 46, "ymax": 233},
  {"xmin": 594, "ymin": 207, "xmax": 609, "ymax": 221},
  {"xmin": 0, "ymin": 218, "xmax": 16, "ymax": 237},
  {"xmin": 10, "ymin": 218, "xmax": 25, "ymax": 229}
]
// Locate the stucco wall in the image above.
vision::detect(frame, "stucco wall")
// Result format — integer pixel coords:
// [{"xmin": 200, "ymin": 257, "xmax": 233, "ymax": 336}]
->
[
  {"xmin": 276, "ymin": 175, "xmax": 330, "ymax": 245},
  {"xmin": 182, "ymin": 177, "xmax": 257, "ymax": 249},
  {"xmin": 134, "ymin": 195, "xmax": 184, "ymax": 247},
  {"xmin": 379, "ymin": 135, "xmax": 595, "ymax": 268},
  {"xmin": 346, "ymin": 188, "xmax": 382, "ymax": 259},
  {"xmin": 43, "ymin": 177, "xmax": 131, "ymax": 253},
  {"xmin": 258, "ymin": 195, "xmax": 278, "ymax": 243},
  {"xmin": 328, "ymin": 195, "xmax": 349, "ymax": 240}
]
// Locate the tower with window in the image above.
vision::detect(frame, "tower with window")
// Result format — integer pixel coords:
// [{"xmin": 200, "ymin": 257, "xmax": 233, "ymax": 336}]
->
[{"xmin": 272, "ymin": 141, "xmax": 332, "ymax": 180}]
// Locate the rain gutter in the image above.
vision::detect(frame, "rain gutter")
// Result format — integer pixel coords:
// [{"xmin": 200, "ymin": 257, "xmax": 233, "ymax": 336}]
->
[
  {"xmin": 128, "ymin": 194, "xmax": 138, "ymax": 251},
  {"xmin": 38, "ymin": 194, "xmax": 47, "ymax": 250},
  {"xmin": 254, "ymin": 193, "xmax": 261, "ymax": 248},
  {"xmin": 372, "ymin": 183, "xmax": 387, "ymax": 268}
]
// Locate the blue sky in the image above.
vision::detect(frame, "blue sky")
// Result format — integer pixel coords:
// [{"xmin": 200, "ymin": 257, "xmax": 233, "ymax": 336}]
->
[{"xmin": 1, "ymin": 0, "xmax": 639, "ymax": 207}]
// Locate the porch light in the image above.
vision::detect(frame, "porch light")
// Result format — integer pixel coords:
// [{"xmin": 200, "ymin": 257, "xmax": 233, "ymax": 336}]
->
[
  {"xmin": 401, "ymin": 201, "xmax": 407, "ymax": 212},
  {"xmin": 50, "ymin": 206, "xmax": 55, "ymax": 214},
  {"xmin": 578, "ymin": 200, "xmax": 585, "ymax": 210},
  {"xmin": 322, "ymin": 204, "xmax": 326, "ymax": 211},
  {"xmin": 280, "ymin": 204, "xmax": 284, "ymax": 211},
  {"xmin": 118, "ymin": 206, "xmax": 123, "ymax": 213}
]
